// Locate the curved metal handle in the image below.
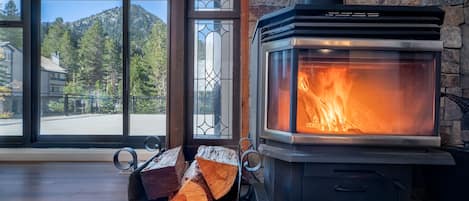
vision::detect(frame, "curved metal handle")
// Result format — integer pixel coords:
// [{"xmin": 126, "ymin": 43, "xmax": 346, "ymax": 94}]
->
[
  {"xmin": 144, "ymin": 136, "xmax": 162, "ymax": 152},
  {"xmin": 113, "ymin": 147, "xmax": 138, "ymax": 171},
  {"xmin": 241, "ymin": 149, "xmax": 262, "ymax": 172}
]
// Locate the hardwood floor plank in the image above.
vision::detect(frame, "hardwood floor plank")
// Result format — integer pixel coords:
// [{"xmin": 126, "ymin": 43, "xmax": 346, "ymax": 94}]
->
[{"xmin": 0, "ymin": 162, "xmax": 129, "ymax": 201}]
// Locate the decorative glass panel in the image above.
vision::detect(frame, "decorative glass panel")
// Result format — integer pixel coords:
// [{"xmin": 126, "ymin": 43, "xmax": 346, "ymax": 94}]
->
[
  {"xmin": 193, "ymin": 20, "xmax": 233, "ymax": 139},
  {"xmin": 40, "ymin": 0, "xmax": 123, "ymax": 135},
  {"xmin": 195, "ymin": 0, "xmax": 233, "ymax": 11},
  {"xmin": 0, "ymin": 28, "xmax": 23, "ymax": 136},
  {"xmin": 130, "ymin": 0, "xmax": 168, "ymax": 136},
  {"xmin": 0, "ymin": 0, "xmax": 21, "ymax": 21}
]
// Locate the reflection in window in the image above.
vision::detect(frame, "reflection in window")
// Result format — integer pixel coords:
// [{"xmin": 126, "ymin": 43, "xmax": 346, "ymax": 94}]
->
[
  {"xmin": 0, "ymin": 28, "xmax": 23, "ymax": 136},
  {"xmin": 195, "ymin": 0, "xmax": 233, "ymax": 11},
  {"xmin": 193, "ymin": 20, "xmax": 233, "ymax": 139},
  {"xmin": 129, "ymin": 0, "xmax": 168, "ymax": 136}
]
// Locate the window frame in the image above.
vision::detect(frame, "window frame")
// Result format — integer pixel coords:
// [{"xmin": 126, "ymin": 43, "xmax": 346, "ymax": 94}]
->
[
  {"xmin": 0, "ymin": 0, "xmax": 242, "ymax": 149},
  {"xmin": 185, "ymin": 0, "xmax": 241, "ymax": 150},
  {"xmin": 1, "ymin": 0, "xmax": 179, "ymax": 148},
  {"xmin": 31, "ymin": 0, "xmax": 173, "ymax": 148},
  {"xmin": 0, "ymin": 0, "xmax": 30, "ymax": 147}
]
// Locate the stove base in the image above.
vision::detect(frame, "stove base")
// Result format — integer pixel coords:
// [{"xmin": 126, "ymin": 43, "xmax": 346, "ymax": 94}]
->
[
  {"xmin": 262, "ymin": 156, "xmax": 413, "ymax": 201},
  {"xmin": 256, "ymin": 143, "xmax": 454, "ymax": 201}
]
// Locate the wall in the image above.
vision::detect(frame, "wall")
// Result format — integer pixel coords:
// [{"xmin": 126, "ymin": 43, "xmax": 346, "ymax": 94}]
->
[{"xmin": 246, "ymin": 0, "xmax": 469, "ymax": 146}]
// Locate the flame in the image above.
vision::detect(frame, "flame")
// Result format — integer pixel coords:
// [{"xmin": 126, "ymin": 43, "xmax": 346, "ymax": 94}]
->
[
  {"xmin": 297, "ymin": 68, "xmax": 353, "ymax": 133},
  {"xmin": 295, "ymin": 63, "xmax": 434, "ymax": 135}
]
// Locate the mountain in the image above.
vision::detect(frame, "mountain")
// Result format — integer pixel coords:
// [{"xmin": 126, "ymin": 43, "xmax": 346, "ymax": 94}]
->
[{"xmin": 42, "ymin": 5, "xmax": 166, "ymax": 47}]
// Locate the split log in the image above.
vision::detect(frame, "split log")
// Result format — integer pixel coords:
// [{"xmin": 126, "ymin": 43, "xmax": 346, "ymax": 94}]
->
[
  {"xmin": 195, "ymin": 145, "xmax": 239, "ymax": 200},
  {"xmin": 140, "ymin": 146, "xmax": 185, "ymax": 200},
  {"xmin": 171, "ymin": 161, "xmax": 212, "ymax": 201}
]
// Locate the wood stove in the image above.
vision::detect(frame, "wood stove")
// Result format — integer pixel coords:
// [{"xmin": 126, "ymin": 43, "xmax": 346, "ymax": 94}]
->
[{"xmin": 249, "ymin": 2, "xmax": 455, "ymax": 201}]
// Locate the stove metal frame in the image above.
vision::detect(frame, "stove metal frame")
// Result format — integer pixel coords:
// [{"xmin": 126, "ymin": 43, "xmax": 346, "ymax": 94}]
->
[{"xmin": 259, "ymin": 37, "xmax": 442, "ymax": 147}]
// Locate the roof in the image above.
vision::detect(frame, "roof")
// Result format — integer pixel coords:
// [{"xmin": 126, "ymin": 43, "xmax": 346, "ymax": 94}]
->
[
  {"xmin": 40, "ymin": 56, "xmax": 67, "ymax": 74},
  {"xmin": 1, "ymin": 41, "xmax": 67, "ymax": 74}
]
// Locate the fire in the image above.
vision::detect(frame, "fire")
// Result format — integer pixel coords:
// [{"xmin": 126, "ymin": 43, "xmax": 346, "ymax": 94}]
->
[
  {"xmin": 295, "ymin": 62, "xmax": 434, "ymax": 135},
  {"xmin": 297, "ymin": 68, "xmax": 354, "ymax": 133}
]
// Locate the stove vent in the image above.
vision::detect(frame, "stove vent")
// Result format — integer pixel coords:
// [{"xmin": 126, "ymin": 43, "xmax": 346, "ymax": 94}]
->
[{"xmin": 257, "ymin": 5, "xmax": 444, "ymax": 42}]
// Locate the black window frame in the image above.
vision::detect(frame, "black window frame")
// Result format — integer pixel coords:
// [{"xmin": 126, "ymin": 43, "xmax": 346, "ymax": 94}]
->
[
  {"xmin": 0, "ymin": 0, "xmax": 177, "ymax": 148},
  {"xmin": 0, "ymin": 0, "xmax": 242, "ymax": 149},
  {"xmin": 0, "ymin": 0, "xmax": 31, "ymax": 147}
]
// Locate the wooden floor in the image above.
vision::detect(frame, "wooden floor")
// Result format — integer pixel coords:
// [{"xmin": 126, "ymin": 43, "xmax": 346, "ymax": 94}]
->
[{"xmin": 0, "ymin": 162, "xmax": 129, "ymax": 201}]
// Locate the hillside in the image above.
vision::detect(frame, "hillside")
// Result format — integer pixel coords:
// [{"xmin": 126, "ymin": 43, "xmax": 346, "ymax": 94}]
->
[{"xmin": 42, "ymin": 4, "xmax": 166, "ymax": 47}]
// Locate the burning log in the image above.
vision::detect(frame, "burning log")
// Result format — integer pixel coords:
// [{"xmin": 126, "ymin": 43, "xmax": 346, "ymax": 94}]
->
[
  {"xmin": 171, "ymin": 161, "xmax": 213, "ymax": 201},
  {"xmin": 140, "ymin": 146, "xmax": 185, "ymax": 200},
  {"xmin": 195, "ymin": 145, "xmax": 239, "ymax": 200}
]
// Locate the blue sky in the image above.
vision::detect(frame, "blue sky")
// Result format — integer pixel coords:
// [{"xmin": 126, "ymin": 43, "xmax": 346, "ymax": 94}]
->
[{"xmin": 41, "ymin": 0, "xmax": 168, "ymax": 23}]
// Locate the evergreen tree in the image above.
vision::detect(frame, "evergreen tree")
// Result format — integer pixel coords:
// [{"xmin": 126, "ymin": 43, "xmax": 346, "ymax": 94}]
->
[
  {"xmin": 103, "ymin": 37, "xmax": 121, "ymax": 96},
  {"xmin": 59, "ymin": 30, "xmax": 77, "ymax": 72},
  {"xmin": 77, "ymin": 20, "xmax": 105, "ymax": 89},
  {"xmin": 0, "ymin": 0, "xmax": 21, "ymax": 48},
  {"xmin": 142, "ymin": 22, "xmax": 167, "ymax": 99},
  {"xmin": 2, "ymin": 0, "xmax": 19, "ymax": 19},
  {"xmin": 0, "ymin": 28, "xmax": 22, "ymax": 50},
  {"xmin": 42, "ymin": 18, "xmax": 66, "ymax": 58}
]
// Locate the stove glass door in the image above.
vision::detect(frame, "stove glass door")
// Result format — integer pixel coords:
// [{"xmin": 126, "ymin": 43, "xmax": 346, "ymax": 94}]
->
[{"xmin": 296, "ymin": 49, "xmax": 436, "ymax": 136}]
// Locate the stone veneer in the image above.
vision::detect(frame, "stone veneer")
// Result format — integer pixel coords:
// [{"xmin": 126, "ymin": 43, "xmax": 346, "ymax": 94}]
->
[{"xmin": 249, "ymin": 0, "xmax": 469, "ymax": 147}]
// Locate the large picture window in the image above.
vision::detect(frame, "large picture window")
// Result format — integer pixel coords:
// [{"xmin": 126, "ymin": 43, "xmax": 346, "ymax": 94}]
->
[
  {"xmin": 0, "ymin": 0, "xmax": 23, "ymax": 137},
  {"xmin": 38, "ymin": 0, "xmax": 168, "ymax": 139},
  {"xmin": 0, "ymin": 0, "xmax": 241, "ymax": 148}
]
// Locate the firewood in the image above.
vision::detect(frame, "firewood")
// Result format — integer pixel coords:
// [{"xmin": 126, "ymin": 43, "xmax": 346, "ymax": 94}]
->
[
  {"xmin": 171, "ymin": 161, "xmax": 212, "ymax": 201},
  {"xmin": 195, "ymin": 145, "xmax": 239, "ymax": 200},
  {"xmin": 140, "ymin": 146, "xmax": 185, "ymax": 200}
]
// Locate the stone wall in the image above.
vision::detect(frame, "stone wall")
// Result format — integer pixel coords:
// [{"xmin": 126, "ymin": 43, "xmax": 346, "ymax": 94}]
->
[{"xmin": 248, "ymin": 0, "xmax": 469, "ymax": 147}]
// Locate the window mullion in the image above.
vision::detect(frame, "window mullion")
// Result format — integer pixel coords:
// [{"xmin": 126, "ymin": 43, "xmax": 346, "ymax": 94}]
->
[{"xmin": 123, "ymin": 0, "xmax": 130, "ymax": 139}]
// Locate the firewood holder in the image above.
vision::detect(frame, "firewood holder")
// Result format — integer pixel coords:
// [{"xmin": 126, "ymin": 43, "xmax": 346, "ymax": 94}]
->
[{"xmin": 112, "ymin": 136, "xmax": 261, "ymax": 201}]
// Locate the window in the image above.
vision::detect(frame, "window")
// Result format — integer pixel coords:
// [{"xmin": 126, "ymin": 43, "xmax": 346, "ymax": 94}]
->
[
  {"xmin": 0, "ymin": 0, "xmax": 241, "ymax": 147},
  {"xmin": 194, "ymin": 0, "xmax": 233, "ymax": 11},
  {"xmin": 189, "ymin": 0, "xmax": 240, "ymax": 142},
  {"xmin": 38, "ymin": 0, "xmax": 168, "ymax": 138},
  {"xmin": 0, "ymin": 0, "xmax": 23, "ymax": 137},
  {"xmin": 129, "ymin": 0, "xmax": 168, "ymax": 136},
  {"xmin": 40, "ymin": 0, "xmax": 124, "ymax": 135}
]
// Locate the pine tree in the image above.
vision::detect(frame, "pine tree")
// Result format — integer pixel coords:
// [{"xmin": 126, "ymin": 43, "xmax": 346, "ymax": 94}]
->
[
  {"xmin": 77, "ymin": 20, "xmax": 105, "ymax": 89},
  {"xmin": 42, "ymin": 18, "xmax": 66, "ymax": 58},
  {"xmin": 103, "ymin": 37, "xmax": 121, "ymax": 96},
  {"xmin": 142, "ymin": 22, "xmax": 167, "ymax": 99},
  {"xmin": 59, "ymin": 30, "xmax": 77, "ymax": 73},
  {"xmin": 0, "ymin": 0, "xmax": 21, "ymax": 49},
  {"xmin": 0, "ymin": 28, "xmax": 22, "ymax": 50},
  {"xmin": 2, "ymin": 0, "xmax": 19, "ymax": 19}
]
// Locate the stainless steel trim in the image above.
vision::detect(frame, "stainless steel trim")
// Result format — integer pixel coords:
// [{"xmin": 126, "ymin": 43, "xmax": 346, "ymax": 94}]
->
[
  {"xmin": 261, "ymin": 130, "xmax": 441, "ymax": 147},
  {"xmin": 259, "ymin": 37, "xmax": 443, "ymax": 147},
  {"xmin": 291, "ymin": 22, "xmax": 441, "ymax": 28},
  {"xmin": 262, "ymin": 37, "xmax": 444, "ymax": 52}
]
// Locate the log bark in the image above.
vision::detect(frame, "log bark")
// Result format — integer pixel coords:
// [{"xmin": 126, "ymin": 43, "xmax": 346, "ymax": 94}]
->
[
  {"xmin": 171, "ymin": 161, "xmax": 212, "ymax": 201},
  {"xmin": 140, "ymin": 146, "xmax": 185, "ymax": 200},
  {"xmin": 195, "ymin": 145, "xmax": 239, "ymax": 200}
]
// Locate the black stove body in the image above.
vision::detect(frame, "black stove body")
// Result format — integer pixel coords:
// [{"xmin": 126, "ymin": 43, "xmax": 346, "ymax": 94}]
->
[{"xmin": 249, "ymin": 2, "xmax": 454, "ymax": 201}]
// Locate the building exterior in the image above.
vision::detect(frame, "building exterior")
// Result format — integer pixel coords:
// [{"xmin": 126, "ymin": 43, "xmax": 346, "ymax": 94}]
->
[{"xmin": 0, "ymin": 42, "xmax": 67, "ymax": 117}]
